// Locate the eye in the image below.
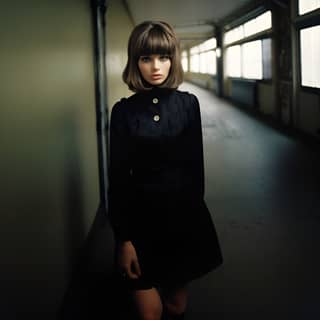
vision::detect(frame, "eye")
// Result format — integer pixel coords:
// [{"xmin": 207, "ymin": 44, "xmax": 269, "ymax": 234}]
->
[
  {"xmin": 140, "ymin": 56, "xmax": 151, "ymax": 63},
  {"xmin": 159, "ymin": 55, "xmax": 170, "ymax": 61}
]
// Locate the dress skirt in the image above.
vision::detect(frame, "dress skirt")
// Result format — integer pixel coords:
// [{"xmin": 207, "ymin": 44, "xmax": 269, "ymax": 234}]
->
[{"xmin": 117, "ymin": 191, "xmax": 223, "ymax": 290}]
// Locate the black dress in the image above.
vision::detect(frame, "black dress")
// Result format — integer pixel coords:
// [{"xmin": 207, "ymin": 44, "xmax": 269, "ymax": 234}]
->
[{"xmin": 108, "ymin": 87, "xmax": 223, "ymax": 290}]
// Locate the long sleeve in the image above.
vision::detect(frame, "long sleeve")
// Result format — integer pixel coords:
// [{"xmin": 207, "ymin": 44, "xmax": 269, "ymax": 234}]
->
[
  {"xmin": 108, "ymin": 100, "xmax": 132, "ymax": 241},
  {"xmin": 185, "ymin": 94, "xmax": 205, "ymax": 199}
]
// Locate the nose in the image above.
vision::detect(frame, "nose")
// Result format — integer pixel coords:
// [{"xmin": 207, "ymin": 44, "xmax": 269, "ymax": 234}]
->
[{"xmin": 152, "ymin": 58, "xmax": 160, "ymax": 70}]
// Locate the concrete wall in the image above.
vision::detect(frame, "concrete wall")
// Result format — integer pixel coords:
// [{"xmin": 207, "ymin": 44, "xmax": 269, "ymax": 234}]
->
[{"xmin": 0, "ymin": 1, "xmax": 99, "ymax": 318}]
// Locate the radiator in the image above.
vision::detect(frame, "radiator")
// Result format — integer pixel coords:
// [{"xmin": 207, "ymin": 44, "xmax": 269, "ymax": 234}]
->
[{"xmin": 230, "ymin": 78, "xmax": 257, "ymax": 108}]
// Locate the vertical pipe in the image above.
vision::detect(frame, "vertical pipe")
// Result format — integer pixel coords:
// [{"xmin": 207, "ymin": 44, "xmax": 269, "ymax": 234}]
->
[
  {"xmin": 91, "ymin": 0, "xmax": 109, "ymax": 213},
  {"xmin": 291, "ymin": 0, "xmax": 299, "ymax": 129},
  {"xmin": 215, "ymin": 27, "xmax": 224, "ymax": 97}
]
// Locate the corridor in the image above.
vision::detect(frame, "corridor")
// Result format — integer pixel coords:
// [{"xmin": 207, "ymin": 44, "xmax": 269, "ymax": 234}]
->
[
  {"xmin": 72, "ymin": 82, "xmax": 320, "ymax": 320},
  {"xmin": 2, "ymin": 1, "xmax": 320, "ymax": 319},
  {"xmin": 180, "ymin": 82, "xmax": 320, "ymax": 319}
]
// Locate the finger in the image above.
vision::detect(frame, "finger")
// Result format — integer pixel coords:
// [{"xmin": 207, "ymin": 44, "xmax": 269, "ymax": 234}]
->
[
  {"xmin": 127, "ymin": 267, "xmax": 139, "ymax": 279},
  {"xmin": 127, "ymin": 260, "xmax": 141, "ymax": 279},
  {"xmin": 122, "ymin": 263, "xmax": 136, "ymax": 279},
  {"xmin": 132, "ymin": 259, "xmax": 142, "ymax": 277}
]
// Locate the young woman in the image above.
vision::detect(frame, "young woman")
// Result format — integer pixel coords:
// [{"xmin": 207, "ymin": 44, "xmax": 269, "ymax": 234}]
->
[{"xmin": 108, "ymin": 20, "xmax": 223, "ymax": 320}]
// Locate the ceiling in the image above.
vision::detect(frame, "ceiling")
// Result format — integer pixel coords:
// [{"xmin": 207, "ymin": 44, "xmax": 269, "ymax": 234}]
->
[{"xmin": 125, "ymin": 0, "xmax": 254, "ymax": 47}]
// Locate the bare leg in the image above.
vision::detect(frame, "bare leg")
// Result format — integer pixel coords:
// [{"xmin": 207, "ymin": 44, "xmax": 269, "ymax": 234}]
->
[
  {"xmin": 131, "ymin": 287, "xmax": 163, "ymax": 320},
  {"xmin": 161, "ymin": 284, "xmax": 188, "ymax": 317}
]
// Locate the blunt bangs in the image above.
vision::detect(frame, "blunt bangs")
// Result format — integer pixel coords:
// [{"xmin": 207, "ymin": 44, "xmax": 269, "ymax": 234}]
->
[{"xmin": 135, "ymin": 27, "xmax": 175, "ymax": 58}]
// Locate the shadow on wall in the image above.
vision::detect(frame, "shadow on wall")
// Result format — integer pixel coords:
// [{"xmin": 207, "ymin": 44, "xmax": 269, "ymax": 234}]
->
[
  {"xmin": 61, "ymin": 108, "xmax": 87, "ymax": 274},
  {"xmin": 58, "ymin": 108, "xmax": 117, "ymax": 319}
]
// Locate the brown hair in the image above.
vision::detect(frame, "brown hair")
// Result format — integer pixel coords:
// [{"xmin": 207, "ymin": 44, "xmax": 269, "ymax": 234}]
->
[{"xmin": 122, "ymin": 20, "xmax": 184, "ymax": 92}]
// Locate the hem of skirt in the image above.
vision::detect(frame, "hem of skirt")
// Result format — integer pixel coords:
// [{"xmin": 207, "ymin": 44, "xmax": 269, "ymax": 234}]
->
[{"xmin": 123, "ymin": 257, "xmax": 223, "ymax": 291}]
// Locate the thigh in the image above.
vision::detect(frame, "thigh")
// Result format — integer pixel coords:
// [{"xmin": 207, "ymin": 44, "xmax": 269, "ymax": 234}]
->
[{"xmin": 131, "ymin": 287, "xmax": 163, "ymax": 320}]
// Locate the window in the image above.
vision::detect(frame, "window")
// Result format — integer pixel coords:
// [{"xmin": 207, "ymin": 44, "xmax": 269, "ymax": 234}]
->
[
  {"xmin": 224, "ymin": 11, "xmax": 272, "ymax": 45},
  {"xmin": 189, "ymin": 37, "xmax": 217, "ymax": 74},
  {"xmin": 300, "ymin": 25, "xmax": 320, "ymax": 88},
  {"xmin": 224, "ymin": 10, "xmax": 272, "ymax": 80},
  {"xmin": 225, "ymin": 25, "xmax": 244, "ymax": 45},
  {"xmin": 206, "ymin": 51, "xmax": 217, "ymax": 75},
  {"xmin": 190, "ymin": 46, "xmax": 200, "ymax": 72},
  {"xmin": 226, "ymin": 45, "xmax": 241, "ymax": 77},
  {"xmin": 226, "ymin": 40, "xmax": 268, "ymax": 80},
  {"xmin": 244, "ymin": 11, "xmax": 272, "ymax": 38},
  {"xmin": 299, "ymin": 0, "xmax": 320, "ymax": 15},
  {"xmin": 242, "ymin": 41, "xmax": 262, "ymax": 79},
  {"xmin": 181, "ymin": 51, "xmax": 188, "ymax": 72}
]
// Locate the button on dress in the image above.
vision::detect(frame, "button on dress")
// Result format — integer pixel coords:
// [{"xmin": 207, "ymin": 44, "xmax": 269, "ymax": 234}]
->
[{"xmin": 108, "ymin": 87, "xmax": 223, "ymax": 289}]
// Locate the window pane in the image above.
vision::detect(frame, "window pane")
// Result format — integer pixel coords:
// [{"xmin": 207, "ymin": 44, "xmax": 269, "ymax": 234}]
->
[
  {"xmin": 224, "ymin": 25, "xmax": 244, "ymax": 45},
  {"xmin": 200, "ymin": 52, "xmax": 207, "ymax": 73},
  {"xmin": 203, "ymin": 38, "xmax": 217, "ymax": 50},
  {"xmin": 242, "ymin": 40, "xmax": 262, "ymax": 79},
  {"xmin": 190, "ymin": 53, "xmax": 200, "ymax": 72},
  {"xmin": 300, "ymin": 25, "xmax": 320, "ymax": 88},
  {"xmin": 199, "ymin": 43, "xmax": 207, "ymax": 52},
  {"xmin": 199, "ymin": 38, "xmax": 217, "ymax": 52},
  {"xmin": 227, "ymin": 45, "xmax": 241, "ymax": 77},
  {"xmin": 182, "ymin": 57, "xmax": 188, "ymax": 72},
  {"xmin": 244, "ymin": 11, "xmax": 272, "ymax": 37},
  {"xmin": 207, "ymin": 51, "xmax": 217, "ymax": 75},
  {"xmin": 182, "ymin": 51, "xmax": 188, "ymax": 72},
  {"xmin": 190, "ymin": 46, "xmax": 199, "ymax": 54},
  {"xmin": 299, "ymin": 0, "xmax": 320, "ymax": 15}
]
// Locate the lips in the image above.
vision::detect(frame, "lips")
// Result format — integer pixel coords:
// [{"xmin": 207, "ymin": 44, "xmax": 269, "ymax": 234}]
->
[{"xmin": 151, "ymin": 74, "xmax": 162, "ymax": 78}]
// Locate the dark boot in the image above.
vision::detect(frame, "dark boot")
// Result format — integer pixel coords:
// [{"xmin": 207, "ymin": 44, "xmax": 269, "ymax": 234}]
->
[
  {"xmin": 161, "ymin": 309, "xmax": 170, "ymax": 320},
  {"xmin": 170, "ymin": 313, "xmax": 185, "ymax": 320},
  {"xmin": 161, "ymin": 310, "xmax": 185, "ymax": 320}
]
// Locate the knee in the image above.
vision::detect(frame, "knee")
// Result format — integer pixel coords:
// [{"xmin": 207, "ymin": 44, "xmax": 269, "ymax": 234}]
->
[
  {"xmin": 138, "ymin": 304, "xmax": 162, "ymax": 320},
  {"xmin": 140, "ymin": 311, "xmax": 162, "ymax": 320},
  {"xmin": 164, "ymin": 301, "xmax": 186, "ymax": 316}
]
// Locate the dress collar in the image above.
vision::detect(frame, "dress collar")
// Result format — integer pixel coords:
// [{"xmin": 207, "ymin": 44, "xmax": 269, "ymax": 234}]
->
[{"xmin": 137, "ymin": 87, "xmax": 176, "ymax": 102}]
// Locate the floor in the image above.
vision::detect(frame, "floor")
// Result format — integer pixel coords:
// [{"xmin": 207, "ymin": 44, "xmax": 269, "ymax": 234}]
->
[
  {"xmin": 180, "ymin": 82, "xmax": 320, "ymax": 319},
  {"xmin": 60, "ymin": 82, "xmax": 320, "ymax": 319}
]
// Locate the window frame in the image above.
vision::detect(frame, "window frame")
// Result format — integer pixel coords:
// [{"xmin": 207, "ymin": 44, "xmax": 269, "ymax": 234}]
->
[
  {"xmin": 189, "ymin": 37, "xmax": 217, "ymax": 75},
  {"xmin": 295, "ymin": 1, "xmax": 320, "ymax": 93},
  {"xmin": 298, "ymin": 0, "xmax": 320, "ymax": 16},
  {"xmin": 223, "ymin": 9, "xmax": 273, "ymax": 83}
]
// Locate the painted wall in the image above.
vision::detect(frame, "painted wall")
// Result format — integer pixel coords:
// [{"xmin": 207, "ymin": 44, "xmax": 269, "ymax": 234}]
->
[
  {"xmin": 298, "ymin": 91, "xmax": 320, "ymax": 136},
  {"xmin": 0, "ymin": 1, "xmax": 99, "ymax": 318},
  {"xmin": 106, "ymin": 0, "xmax": 134, "ymax": 108},
  {"xmin": 258, "ymin": 83, "xmax": 276, "ymax": 116},
  {"xmin": 184, "ymin": 72, "xmax": 216, "ymax": 91}
]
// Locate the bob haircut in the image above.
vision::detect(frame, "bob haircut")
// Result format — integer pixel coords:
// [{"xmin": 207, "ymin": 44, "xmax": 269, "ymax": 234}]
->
[{"xmin": 123, "ymin": 20, "xmax": 184, "ymax": 92}]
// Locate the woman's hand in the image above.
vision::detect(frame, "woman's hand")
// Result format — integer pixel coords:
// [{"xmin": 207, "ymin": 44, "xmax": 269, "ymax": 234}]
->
[{"xmin": 117, "ymin": 241, "xmax": 142, "ymax": 279}]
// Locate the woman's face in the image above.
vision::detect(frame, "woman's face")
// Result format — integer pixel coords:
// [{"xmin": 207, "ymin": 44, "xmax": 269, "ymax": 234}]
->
[{"xmin": 138, "ymin": 54, "xmax": 171, "ymax": 86}]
